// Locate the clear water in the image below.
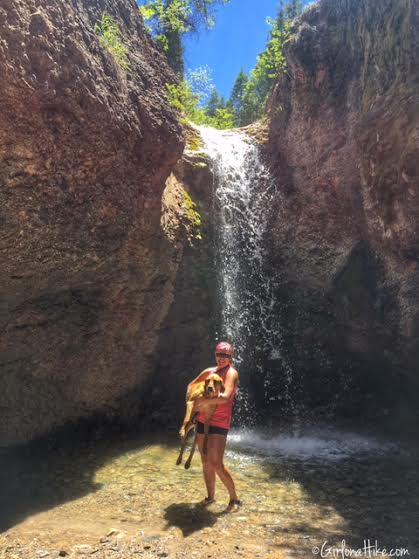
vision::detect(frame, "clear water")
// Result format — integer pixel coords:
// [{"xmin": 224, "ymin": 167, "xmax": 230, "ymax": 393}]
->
[{"xmin": 1, "ymin": 430, "xmax": 418, "ymax": 558}]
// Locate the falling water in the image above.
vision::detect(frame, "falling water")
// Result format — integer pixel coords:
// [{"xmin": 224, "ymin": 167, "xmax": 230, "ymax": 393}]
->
[{"xmin": 197, "ymin": 126, "xmax": 295, "ymax": 425}]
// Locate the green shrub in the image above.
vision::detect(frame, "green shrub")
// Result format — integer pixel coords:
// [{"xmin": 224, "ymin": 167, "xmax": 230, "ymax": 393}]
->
[
  {"xmin": 165, "ymin": 81, "xmax": 234, "ymax": 129},
  {"xmin": 183, "ymin": 189, "xmax": 202, "ymax": 242},
  {"xmin": 228, "ymin": 0, "xmax": 303, "ymax": 126},
  {"xmin": 94, "ymin": 13, "xmax": 130, "ymax": 70},
  {"xmin": 139, "ymin": 0, "xmax": 230, "ymax": 76}
]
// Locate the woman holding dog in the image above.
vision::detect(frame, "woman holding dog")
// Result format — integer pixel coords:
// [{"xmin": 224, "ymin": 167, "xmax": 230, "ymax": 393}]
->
[{"xmin": 190, "ymin": 341, "xmax": 241, "ymax": 513}]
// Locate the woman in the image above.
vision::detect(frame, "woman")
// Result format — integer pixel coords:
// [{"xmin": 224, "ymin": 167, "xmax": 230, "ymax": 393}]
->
[{"xmin": 188, "ymin": 341, "xmax": 241, "ymax": 512}]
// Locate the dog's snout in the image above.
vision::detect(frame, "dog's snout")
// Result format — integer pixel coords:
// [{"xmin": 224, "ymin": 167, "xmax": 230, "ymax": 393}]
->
[{"xmin": 207, "ymin": 386, "xmax": 214, "ymax": 392}]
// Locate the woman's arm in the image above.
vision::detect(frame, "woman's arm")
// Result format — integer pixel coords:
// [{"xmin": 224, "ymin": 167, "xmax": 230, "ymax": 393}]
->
[{"xmin": 213, "ymin": 368, "xmax": 238, "ymax": 404}]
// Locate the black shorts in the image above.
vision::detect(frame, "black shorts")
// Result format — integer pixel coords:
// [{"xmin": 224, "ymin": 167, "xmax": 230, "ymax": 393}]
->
[{"xmin": 196, "ymin": 421, "xmax": 229, "ymax": 437}]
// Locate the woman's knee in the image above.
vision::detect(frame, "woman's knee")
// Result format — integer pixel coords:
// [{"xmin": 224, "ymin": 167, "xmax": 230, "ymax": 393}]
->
[
  {"xmin": 200, "ymin": 453, "xmax": 210, "ymax": 466},
  {"xmin": 210, "ymin": 459, "xmax": 224, "ymax": 472},
  {"xmin": 199, "ymin": 448, "xmax": 212, "ymax": 467}
]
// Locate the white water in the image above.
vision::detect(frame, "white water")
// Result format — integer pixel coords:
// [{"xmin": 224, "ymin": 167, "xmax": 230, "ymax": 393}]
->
[
  {"xmin": 227, "ymin": 427, "xmax": 400, "ymax": 462},
  {"xmin": 197, "ymin": 125, "xmax": 399, "ymax": 459},
  {"xmin": 197, "ymin": 125, "xmax": 294, "ymax": 420}
]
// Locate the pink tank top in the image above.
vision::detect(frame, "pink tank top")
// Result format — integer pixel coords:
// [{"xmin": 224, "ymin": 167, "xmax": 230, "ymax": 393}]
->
[{"xmin": 196, "ymin": 365, "xmax": 237, "ymax": 429}]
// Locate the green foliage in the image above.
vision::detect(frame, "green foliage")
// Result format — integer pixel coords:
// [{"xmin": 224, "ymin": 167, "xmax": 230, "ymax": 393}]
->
[
  {"xmin": 229, "ymin": 69, "xmax": 248, "ymax": 126},
  {"xmin": 212, "ymin": 107, "xmax": 234, "ymax": 129},
  {"xmin": 94, "ymin": 13, "xmax": 130, "ymax": 70},
  {"xmin": 166, "ymin": 80, "xmax": 234, "ymax": 129},
  {"xmin": 166, "ymin": 66, "xmax": 234, "ymax": 129},
  {"xmin": 139, "ymin": 0, "xmax": 230, "ymax": 75},
  {"xmin": 228, "ymin": 0, "xmax": 303, "ymax": 126},
  {"xmin": 185, "ymin": 126, "xmax": 204, "ymax": 151},
  {"xmin": 160, "ymin": 0, "xmax": 303, "ymax": 129},
  {"xmin": 205, "ymin": 88, "xmax": 223, "ymax": 117},
  {"xmin": 166, "ymin": 80, "xmax": 201, "ymax": 117},
  {"xmin": 183, "ymin": 189, "xmax": 202, "ymax": 243},
  {"xmin": 140, "ymin": 0, "xmax": 191, "ymax": 74},
  {"xmin": 278, "ymin": 0, "xmax": 303, "ymax": 26},
  {"xmin": 202, "ymin": 90, "xmax": 234, "ymax": 128}
]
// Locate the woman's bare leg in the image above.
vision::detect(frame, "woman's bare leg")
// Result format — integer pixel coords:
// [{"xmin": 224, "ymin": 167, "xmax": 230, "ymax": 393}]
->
[
  {"xmin": 208, "ymin": 435, "xmax": 239, "ymax": 501},
  {"xmin": 197, "ymin": 434, "xmax": 216, "ymax": 500},
  {"xmin": 198, "ymin": 434, "xmax": 239, "ymax": 501}
]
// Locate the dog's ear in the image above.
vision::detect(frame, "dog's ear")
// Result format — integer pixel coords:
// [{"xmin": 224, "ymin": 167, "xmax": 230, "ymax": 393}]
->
[{"xmin": 219, "ymin": 380, "xmax": 225, "ymax": 393}]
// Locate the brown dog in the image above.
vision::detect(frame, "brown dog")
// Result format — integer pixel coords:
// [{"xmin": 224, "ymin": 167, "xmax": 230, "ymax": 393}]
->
[{"xmin": 176, "ymin": 373, "xmax": 225, "ymax": 469}]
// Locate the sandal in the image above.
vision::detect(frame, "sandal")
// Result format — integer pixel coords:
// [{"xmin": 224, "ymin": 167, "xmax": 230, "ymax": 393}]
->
[
  {"xmin": 225, "ymin": 499, "xmax": 242, "ymax": 513},
  {"xmin": 197, "ymin": 497, "xmax": 215, "ymax": 506}
]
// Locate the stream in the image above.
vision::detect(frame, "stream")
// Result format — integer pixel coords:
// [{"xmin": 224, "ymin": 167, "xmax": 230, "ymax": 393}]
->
[{"xmin": 1, "ymin": 427, "xmax": 418, "ymax": 558}]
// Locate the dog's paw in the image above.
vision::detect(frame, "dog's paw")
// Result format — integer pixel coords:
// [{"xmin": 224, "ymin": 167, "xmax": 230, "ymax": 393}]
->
[
  {"xmin": 184, "ymin": 460, "xmax": 191, "ymax": 469},
  {"xmin": 176, "ymin": 456, "xmax": 182, "ymax": 466}
]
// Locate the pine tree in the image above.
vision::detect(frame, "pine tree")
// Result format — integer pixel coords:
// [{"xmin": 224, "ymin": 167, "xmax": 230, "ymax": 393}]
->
[
  {"xmin": 229, "ymin": 69, "xmax": 249, "ymax": 126},
  {"xmin": 276, "ymin": 0, "xmax": 303, "ymax": 32},
  {"xmin": 237, "ymin": 0, "xmax": 303, "ymax": 125},
  {"xmin": 205, "ymin": 88, "xmax": 223, "ymax": 117},
  {"xmin": 164, "ymin": 27, "xmax": 185, "ymax": 75},
  {"xmin": 285, "ymin": 0, "xmax": 303, "ymax": 21}
]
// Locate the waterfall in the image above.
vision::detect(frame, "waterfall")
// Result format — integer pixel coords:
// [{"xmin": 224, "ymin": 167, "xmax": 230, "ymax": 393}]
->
[{"xmin": 197, "ymin": 126, "xmax": 295, "ymax": 425}]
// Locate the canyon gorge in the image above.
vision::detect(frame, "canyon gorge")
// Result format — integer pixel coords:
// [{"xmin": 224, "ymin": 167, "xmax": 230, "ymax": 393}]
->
[{"xmin": 0, "ymin": 0, "xmax": 418, "ymax": 445}]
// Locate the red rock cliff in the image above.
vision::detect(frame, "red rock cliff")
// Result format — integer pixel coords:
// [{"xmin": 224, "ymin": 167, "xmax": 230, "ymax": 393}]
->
[
  {"xmin": 0, "ymin": 0, "xmax": 184, "ymax": 443},
  {"xmin": 265, "ymin": 0, "xmax": 419, "ymax": 421}
]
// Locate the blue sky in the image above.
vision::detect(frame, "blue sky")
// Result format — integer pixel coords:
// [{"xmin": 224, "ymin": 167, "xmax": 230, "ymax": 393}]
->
[
  {"xmin": 138, "ymin": 1, "xmax": 310, "ymax": 100},
  {"xmin": 184, "ymin": 0, "xmax": 280, "ymax": 99}
]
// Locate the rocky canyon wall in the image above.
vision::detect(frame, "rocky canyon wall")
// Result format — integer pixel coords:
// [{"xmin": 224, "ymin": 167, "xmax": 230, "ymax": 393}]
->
[
  {"xmin": 142, "ymin": 140, "xmax": 217, "ymax": 428},
  {"xmin": 2, "ymin": 0, "xmax": 418, "ymax": 443},
  {"xmin": 265, "ymin": 0, "xmax": 419, "ymax": 423},
  {"xmin": 0, "ymin": 0, "xmax": 185, "ymax": 444}
]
